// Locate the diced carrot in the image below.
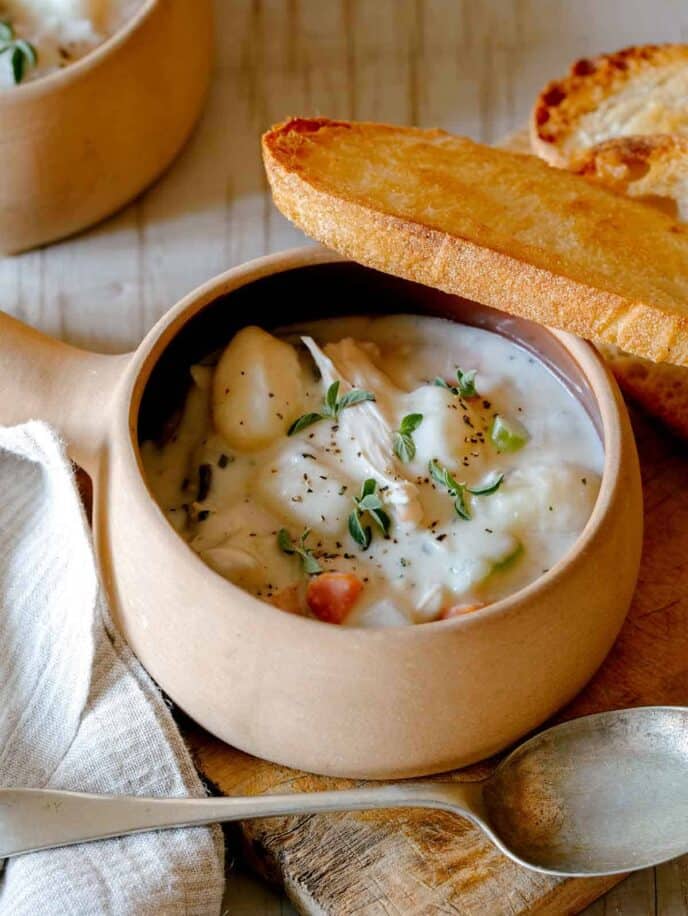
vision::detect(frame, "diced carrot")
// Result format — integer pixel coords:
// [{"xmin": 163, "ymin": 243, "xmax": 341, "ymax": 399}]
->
[
  {"xmin": 306, "ymin": 572, "xmax": 364, "ymax": 624},
  {"xmin": 269, "ymin": 585, "xmax": 305, "ymax": 616},
  {"xmin": 439, "ymin": 602, "xmax": 486, "ymax": 620}
]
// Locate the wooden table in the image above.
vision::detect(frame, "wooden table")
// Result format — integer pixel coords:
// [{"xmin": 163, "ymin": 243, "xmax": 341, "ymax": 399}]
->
[{"xmin": 4, "ymin": 2, "xmax": 687, "ymax": 912}]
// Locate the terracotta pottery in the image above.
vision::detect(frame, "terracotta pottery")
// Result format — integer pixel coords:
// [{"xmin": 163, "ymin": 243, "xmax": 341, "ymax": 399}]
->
[
  {"xmin": 0, "ymin": 0, "xmax": 212, "ymax": 254},
  {"xmin": 0, "ymin": 248, "xmax": 643, "ymax": 778}
]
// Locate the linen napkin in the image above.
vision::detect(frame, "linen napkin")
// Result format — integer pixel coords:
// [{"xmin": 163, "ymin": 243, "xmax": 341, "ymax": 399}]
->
[{"xmin": 0, "ymin": 422, "xmax": 225, "ymax": 915}]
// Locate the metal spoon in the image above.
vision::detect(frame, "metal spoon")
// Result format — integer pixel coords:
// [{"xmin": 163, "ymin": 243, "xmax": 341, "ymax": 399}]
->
[{"xmin": 2, "ymin": 706, "xmax": 687, "ymax": 876}]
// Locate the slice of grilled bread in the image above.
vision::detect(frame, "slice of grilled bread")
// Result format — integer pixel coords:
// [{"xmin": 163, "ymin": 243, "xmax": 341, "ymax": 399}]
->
[
  {"xmin": 263, "ymin": 117, "xmax": 688, "ymax": 366},
  {"xmin": 567, "ymin": 135, "xmax": 688, "ymax": 439},
  {"xmin": 531, "ymin": 44, "xmax": 688, "ymax": 167},
  {"xmin": 571, "ymin": 135, "xmax": 688, "ymax": 220},
  {"xmin": 598, "ymin": 342, "xmax": 688, "ymax": 440}
]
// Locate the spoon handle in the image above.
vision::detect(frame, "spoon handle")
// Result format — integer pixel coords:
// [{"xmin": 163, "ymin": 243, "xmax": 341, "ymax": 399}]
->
[{"xmin": 0, "ymin": 783, "xmax": 481, "ymax": 859}]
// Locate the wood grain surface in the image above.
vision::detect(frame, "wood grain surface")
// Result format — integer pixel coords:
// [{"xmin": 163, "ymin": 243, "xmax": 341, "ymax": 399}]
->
[{"xmin": 3, "ymin": 2, "xmax": 688, "ymax": 912}]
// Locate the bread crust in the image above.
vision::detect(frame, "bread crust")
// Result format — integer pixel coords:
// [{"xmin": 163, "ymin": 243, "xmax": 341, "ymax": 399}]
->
[
  {"xmin": 571, "ymin": 135, "xmax": 688, "ymax": 220},
  {"xmin": 568, "ymin": 136, "xmax": 688, "ymax": 439},
  {"xmin": 572, "ymin": 134, "xmax": 688, "ymax": 174},
  {"xmin": 531, "ymin": 44, "xmax": 688, "ymax": 167},
  {"xmin": 598, "ymin": 343, "xmax": 688, "ymax": 440},
  {"xmin": 263, "ymin": 117, "xmax": 688, "ymax": 368}
]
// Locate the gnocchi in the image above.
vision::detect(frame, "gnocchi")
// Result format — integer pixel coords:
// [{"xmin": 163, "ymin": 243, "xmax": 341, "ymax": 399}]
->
[{"xmin": 212, "ymin": 326, "xmax": 304, "ymax": 451}]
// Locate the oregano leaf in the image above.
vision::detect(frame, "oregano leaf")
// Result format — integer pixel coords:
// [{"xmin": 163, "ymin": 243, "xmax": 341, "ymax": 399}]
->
[{"xmin": 287, "ymin": 412, "xmax": 323, "ymax": 436}]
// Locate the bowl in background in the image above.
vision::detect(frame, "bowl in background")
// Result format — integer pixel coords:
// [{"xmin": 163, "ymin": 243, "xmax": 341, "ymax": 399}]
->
[{"xmin": 0, "ymin": 0, "xmax": 212, "ymax": 254}]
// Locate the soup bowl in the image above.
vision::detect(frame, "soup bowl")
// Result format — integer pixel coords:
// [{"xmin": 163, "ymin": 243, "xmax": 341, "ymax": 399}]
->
[
  {"xmin": 0, "ymin": 247, "xmax": 643, "ymax": 778},
  {"xmin": 0, "ymin": 0, "xmax": 212, "ymax": 254}
]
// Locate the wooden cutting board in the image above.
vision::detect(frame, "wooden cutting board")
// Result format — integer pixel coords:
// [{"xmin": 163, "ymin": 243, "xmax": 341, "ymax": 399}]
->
[{"xmin": 185, "ymin": 401, "xmax": 688, "ymax": 915}]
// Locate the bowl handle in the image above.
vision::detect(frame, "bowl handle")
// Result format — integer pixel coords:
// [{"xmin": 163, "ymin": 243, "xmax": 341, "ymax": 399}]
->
[{"xmin": 0, "ymin": 311, "xmax": 131, "ymax": 474}]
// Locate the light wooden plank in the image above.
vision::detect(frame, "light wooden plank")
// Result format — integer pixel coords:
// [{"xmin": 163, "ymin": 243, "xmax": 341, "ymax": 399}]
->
[
  {"xmin": 139, "ymin": 8, "xmax": 249, "ymax": 336},
  {"xmin": 40, "ymin": 205, "xmax": 141, "ymax": 353},
  {"xmin": 584, "ymin": 870, "xmax": 656, "ymax": 916},
  {"xmin": 0, "ymin": 249, "xmax": 44, "ymax": 332},
  {"xmin": 258, "ymin": 0, "xmax": 327, "ymax": 252},
  {"xmin": 416, "ymin": 1, "xmax": 485, "ymax": 138},
  {"xmin": 217, "ymin": 1, "xmax": 281, "ymax": 270},
  {"xmin": 655, "ymin": 854, "xmax": 688, "ymax": 916},
  {"xmin": 348, "ymin": 0, "xmax": 418, "ymax": 124}
]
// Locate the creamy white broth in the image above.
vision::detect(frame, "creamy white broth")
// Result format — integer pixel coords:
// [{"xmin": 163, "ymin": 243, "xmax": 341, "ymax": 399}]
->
[
  {"xmin": 142, "ymin": 314, "xmax": 603, "ymax": 627},
  {"xmin": 0, "ymin": 0, "xmax": 143, "ymax": 85}
]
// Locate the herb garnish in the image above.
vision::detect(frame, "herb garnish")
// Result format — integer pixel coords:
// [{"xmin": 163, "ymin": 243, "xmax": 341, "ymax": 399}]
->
[
  {"xmin": 277, "ymin": 528, "xmax": 322, "ymax": 575},
  {"xmin": 348, "ymin": 479, "xmax": 390, "ymax": 549},
  {"xmin": 393, "ymin": 413, "xmax": 423, "ymax": 463},
  {"xmin": 429, "ymin": 459, "xmax": 503, "ymax": 521},
  {"xmin": 0, "ymin": 22, "xmax": 37, "ymax": 84},
  {"xmin": 288, "ymin": 380, "xmax": 375, "ymax": 436},
  {"xmin": 434, "ymin": 367, "xmax": 479, "ymax": 399}
]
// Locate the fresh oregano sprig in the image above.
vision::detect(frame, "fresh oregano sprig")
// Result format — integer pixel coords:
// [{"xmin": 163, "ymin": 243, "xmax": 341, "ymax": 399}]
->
[
  {"xmin": 288, "ymin": 380, "xmax": 375, "ymax": 436},
  {"xmin": 0, "ymin": 21, "xmax": 37, "ymax": 84},
  {"xmin": 429, "ymin": 459, "xmax": 503, "ymax": 521},
  {"xmin": 393, "ymin": 413, "xmax": 423, "ymax": 463},
  {"xmin": 434, "ymin": 367, "xmax": 478, "ymax": 399},
  {"xmin": 348, "ymin": 478, "xmax": 390, "ymax": 549},
  {"xmin": 465, "ymin": 475, "xmax": 505, "ymax": 496},
  {"xmin": 429, "ymin": 460, "xmax": 471, "ymax": 520},
  {"xmin": 277, "ymin": 527, "xmax": 322, "ymax": 575}
]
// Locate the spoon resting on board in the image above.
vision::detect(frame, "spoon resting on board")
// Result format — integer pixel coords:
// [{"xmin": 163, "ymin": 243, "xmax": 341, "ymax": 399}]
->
[{"xmin": 2, "ymin": 706, "xmax": 687, "ymax": 877}]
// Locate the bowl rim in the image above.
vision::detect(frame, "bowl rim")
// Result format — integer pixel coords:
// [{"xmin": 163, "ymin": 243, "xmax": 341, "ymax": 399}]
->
[
  {"xmin": 0, "ymin": 0, "xmax": 158, "ymax": 100},
  {"xmin": 118, "ymin": 245, "xmax": 627, "ymax": 640}
]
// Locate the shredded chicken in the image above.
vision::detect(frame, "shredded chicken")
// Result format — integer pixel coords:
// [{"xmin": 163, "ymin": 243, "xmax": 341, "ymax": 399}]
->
[
  {"xmin": 301, "ymin": 336, "xmax": 423, "ymax": 526},
  {"xmin": 324, "ymin": 337, "xmax": 400, "ymax": 419}
]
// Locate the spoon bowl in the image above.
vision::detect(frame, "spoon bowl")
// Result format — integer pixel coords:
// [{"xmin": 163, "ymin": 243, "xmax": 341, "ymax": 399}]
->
[
  {"xmin": 2, "ymin": 707, "xmax": 686, "ymax": 877},
  {"xmin": 484, "ymin": 705, "xmax": 688, "ymax": 875}
]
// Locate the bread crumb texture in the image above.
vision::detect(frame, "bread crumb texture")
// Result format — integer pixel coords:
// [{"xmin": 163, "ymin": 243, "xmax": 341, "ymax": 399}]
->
[
  {"xmin": 531, "ymin": 44, "xmax": 688, "ymax": 166},
  {"xmin": 571, "ymin": 135, "xmax": 688, "ymax": 222}
]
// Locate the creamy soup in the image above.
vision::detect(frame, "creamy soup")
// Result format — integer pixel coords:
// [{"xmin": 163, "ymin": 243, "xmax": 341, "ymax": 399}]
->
[
  {"xmin": 0, "ymin": 0, "xmax": 143, "ymax": 84},
  {"xmin": 142, "ymin": 315, "xmax": 603, "ymax": 627}
]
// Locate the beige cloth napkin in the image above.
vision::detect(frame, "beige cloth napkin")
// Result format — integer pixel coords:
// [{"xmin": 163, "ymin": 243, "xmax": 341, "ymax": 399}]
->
[{"xmin": 0, "ymin": 422, "xmax": 225, "ymax": 915}]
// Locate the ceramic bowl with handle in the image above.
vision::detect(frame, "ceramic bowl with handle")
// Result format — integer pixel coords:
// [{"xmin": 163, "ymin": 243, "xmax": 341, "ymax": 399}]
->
[
  {"xmin": 0, "ymin": 0, "xmax": 212, "ymax": 254},
  {"xmin": 0, "ymin": 247, "xmax": 643, "ymax": 779}
]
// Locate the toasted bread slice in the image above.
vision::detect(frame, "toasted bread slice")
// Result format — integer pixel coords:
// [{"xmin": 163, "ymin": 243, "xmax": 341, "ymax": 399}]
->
[
  {"xmin": 263, "ymin": 117, "xmax": 688, "ymax": 367},
  {"xmin": 598, "ymin": 343, "xmax": 688, "ymax": 440},
  {"xmin": 531, "ymin": 44, "xmax": 688, "ymax": 167},
  {"xmin": 571, "ymin": 135, "xmax": 688, "ymax": 220},
  {"xmin": 566, "ymin": 135, "xmax": 688, "ymax": 439}
]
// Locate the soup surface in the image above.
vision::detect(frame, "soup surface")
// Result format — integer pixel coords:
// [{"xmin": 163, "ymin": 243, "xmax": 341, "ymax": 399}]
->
[
  {"xmin": 0, "ymin": 0, "xmax": 143, "ymax": 84},
  {"xmin": 142, "ymin": 314, "xmax": 603, "ymax": 627}
]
